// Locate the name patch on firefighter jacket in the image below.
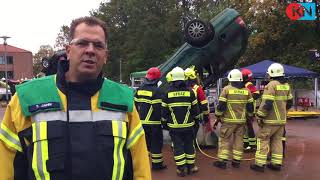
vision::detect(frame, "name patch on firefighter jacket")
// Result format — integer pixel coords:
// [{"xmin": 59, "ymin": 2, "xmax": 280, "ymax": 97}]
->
[
  {"xmin": 137, "ymin": 90, "xmax": 153, "ymax": 97},
  {"xmin": 276, "ymin": 85, "xmax": 290, "ymax": 91},
  {"xmin": 228, "ymin": 89, "xmax": 249, "ymax": 95},
  {"xmin": 168, "ymin": 91, "xmax": 190, "ymax": 98},
  {"xmin": 28, "ymin": 102, "xmax": 61, "ymax": 113}
]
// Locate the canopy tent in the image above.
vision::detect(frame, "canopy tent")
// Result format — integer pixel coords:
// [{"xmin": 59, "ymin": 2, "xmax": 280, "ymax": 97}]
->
[
  {"xmin": 217, "ymin": 60, "xmax": 319, "ymax": 108},
  {"xmin": 239, "ymin": 60, "xmax": 319, "ymax": 78}
]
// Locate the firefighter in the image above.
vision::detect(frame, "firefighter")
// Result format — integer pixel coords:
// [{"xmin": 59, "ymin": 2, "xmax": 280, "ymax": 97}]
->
[
  {"xmin": 184, "ymin": 67, "xmax": 210, "ymax": 143},
  {"xmin": 250, "ymin": 63, "xmax": 293, "ymax": 172},
  {"xmin": 213, "ymin": 69, "xmax": 254, "ymax": 169},
  {"xmin": 241, "ymin": 68, "xmax": 260, "ymax": 152},
  {"xmin": 134, "ymin": 67, "xmax": 167, "ymax": 170},
  {"xmin": 162, "ymin": 67, "xmax": 200, "ymax": 177},
  {"xmin": 0, "ymin": 16, "xmax": 151, "ymax": 180},
  {"xmin": 166, "ymin": 71, "xmax": 173, "ymax": 83}
]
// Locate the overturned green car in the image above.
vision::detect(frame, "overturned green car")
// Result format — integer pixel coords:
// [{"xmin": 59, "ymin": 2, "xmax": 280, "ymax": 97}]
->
[{"xmin": 130, "ymin": 8, "xmax": 248, "ymax": 88}]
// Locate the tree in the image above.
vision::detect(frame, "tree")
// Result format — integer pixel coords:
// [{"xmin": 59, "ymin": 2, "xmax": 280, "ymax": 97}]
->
[
  {"xmin": 33, "ymin": 45, "xmax": 54, "ymax": 76},
  {"xmin": 54, "ymin": 25, "xmax": 70, "ymax": 50}
]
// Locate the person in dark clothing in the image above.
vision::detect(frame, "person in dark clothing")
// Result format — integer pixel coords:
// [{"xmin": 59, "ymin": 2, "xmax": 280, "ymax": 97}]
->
[
  {"xmin": 134, "ymin": 67, "xmax": 167, "ymax": 170},
  {"xmin": 162, "ymin": 67, "xmax": 200, "ymax": 177},
  {"xmin": 241, "ymin": 68, "xmax": 260, "ymax": 152}
]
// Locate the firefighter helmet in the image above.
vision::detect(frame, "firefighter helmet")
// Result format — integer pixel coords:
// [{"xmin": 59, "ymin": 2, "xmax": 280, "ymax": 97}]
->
[
  {"xmin": 267, "ymin": 63, "xmax": 284, "ymax": 77},
  {"xmin": 166, "ymin": 71, "xmax": 173, "ymax": 82},
  {"xmin": 241, "ymin": 68, "xmax": 253, "ymax": 82},
  {"xmin": 146, "ymin": 67, "xmax": 161, "ymax": 80},
  {"xmin": 184, "ymin": 68, "xmax": 197, "ymax": 80},
  {"xmin": 227, "ymin": 69, "xmax": 243, "ymax": 82},
  {"xmin": 171, "ymin": 67, "xmax": 185, "ymax": 81}
]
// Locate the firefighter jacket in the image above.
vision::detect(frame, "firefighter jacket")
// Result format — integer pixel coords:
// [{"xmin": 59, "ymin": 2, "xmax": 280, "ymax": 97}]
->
[
  {"xmin": 257, "ymin": 80, "xmax": 293, "ymax": 125},
  {"xmin": 191, "ymin": 84, "xmax": 209, "ymax": 122},
  {"xmin": 0, "ymin": 63, "xmax": 151, "ymax": 180},
  {"xmin": 161, "ymin": 83, "xmax": 200, "ymax": 130},
  {"xmin": 134, "ymin": 80, "xmax": 162, "ymax": 125},
  {"xmin": 215, "ymin": 84, "xmax": 254, "ymax": 124},
  {"xmin": 245, "ymin": 82, "xmax": 260, "ymax": 99},
  {"xmin": 245, "ymin": 81, "xmax": 260, "ymax": 113}
]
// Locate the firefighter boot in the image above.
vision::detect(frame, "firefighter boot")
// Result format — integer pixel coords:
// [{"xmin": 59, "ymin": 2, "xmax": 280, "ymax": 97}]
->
[
  {"xmin": 176, "ymin": 166, "xmax": 186, "ymax": 177},
  {"xmin": 213, "ymin": 160, "xmax": 227, "ymax": 169},
  {"xmin": 187, "ymin": 164, "xmax": 199, "ymax": 175},
  {"xmin": 152, "ymin": 163, "xmax": 167, "ymax": 170},
  {"xmin": 267, "ymin": 163, "xmax": 282, "ymax": 171},
  {"xmin": 231, "ymin": 159, "xmax": 240, "ymax": 168},
  {"xmin": 250, "ymin": 164, "xmax": 265, "ymax": 172}
]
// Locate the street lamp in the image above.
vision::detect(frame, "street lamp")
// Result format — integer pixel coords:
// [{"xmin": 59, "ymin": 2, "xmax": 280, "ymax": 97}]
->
[
  {"xmin": 119, "ymin": 59, "xmax": 122, "ymax": 83},
  {"xmin": 0, "ymin": 36, "xmax": 11, "ymax": 104}
]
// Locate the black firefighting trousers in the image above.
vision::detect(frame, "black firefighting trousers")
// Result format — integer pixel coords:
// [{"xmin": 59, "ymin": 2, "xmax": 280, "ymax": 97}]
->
[
  {"xmin": 169, "ymin": 129, "xmax": 195, "ymax": 169},
  {"xmin": 143, "ymin": 125, "xmax": 164, "ymax": 166}
]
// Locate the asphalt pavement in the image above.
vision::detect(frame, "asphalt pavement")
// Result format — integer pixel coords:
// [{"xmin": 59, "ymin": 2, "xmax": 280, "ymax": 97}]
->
[{"xmin": 1, "ymin": 108, "xmax": 319, "ymax": 180}]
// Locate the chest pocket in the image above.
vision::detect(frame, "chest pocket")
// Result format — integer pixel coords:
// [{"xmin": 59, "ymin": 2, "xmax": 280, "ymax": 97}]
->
[
  {"xmin": 95, "ymin": 120, "xmax": 127, "ymax": 150},
  {"xmin": 30, "ymin": 121, "xmax": 66, "ymax": 178},
  {"xmin": 95, "ymin": 120, "xmax": 128, "ymax": 180}
]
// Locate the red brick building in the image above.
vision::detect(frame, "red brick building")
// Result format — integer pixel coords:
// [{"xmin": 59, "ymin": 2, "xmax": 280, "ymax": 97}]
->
[{"xmin": 0, "ymin": 44, "xmax": 33, "ymax": 80}]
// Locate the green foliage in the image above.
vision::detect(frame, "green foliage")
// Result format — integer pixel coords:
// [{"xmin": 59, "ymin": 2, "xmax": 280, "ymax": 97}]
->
[
  {"xmin": 54, "ymin": 25, "xmax": 70, "ymax": 50},
  {"xmin": 33, "ymin": 45, "xmax": 54, "ymax": 76},
  {"xmin": 45, "ymin": 0, "xmax": 320, "ymax": 83}
]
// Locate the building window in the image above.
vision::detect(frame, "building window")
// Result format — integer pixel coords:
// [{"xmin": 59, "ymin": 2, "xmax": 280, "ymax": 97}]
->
[
  {"xmin": 0, "ymin": 56, "xmax": 13, "ymax": 64},
  {"xmin": 0, "ymin": 71, "xmax": 14, "ymax": 79}
]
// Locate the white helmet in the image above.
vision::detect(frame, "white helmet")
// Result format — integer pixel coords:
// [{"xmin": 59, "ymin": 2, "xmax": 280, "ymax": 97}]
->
[
  {"xmin": 227, "ymin": 69, "xmax": 243, "ymax": 82},
  {"xmin": 267, "ymin": 63, "xmax": 284, "ymax": 77},
  {"xmin": 171, "ymin": 67, "xmax": 185, "ymax": 81}
]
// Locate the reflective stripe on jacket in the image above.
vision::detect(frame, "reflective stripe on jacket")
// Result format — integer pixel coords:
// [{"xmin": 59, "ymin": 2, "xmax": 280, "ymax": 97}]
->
[
  {"xmin": 162, "ymin": 86, "xmax": 199, "ymax": 130},
  {"xmin": 192, "ymin": 84, "xmax": 209, "ymax": 117},
  {"xmin": 257, "ymin": 80, "xmax": 293, "ymax": 125},
  {"xmin": 216, "ymin": 85, "xmax": 254, "ymax": 124},
  {"xmin": 0, "ymin": 75, "xmax": 151, "ymax": 180},
  {"xmin": 134, "ymin": 83, "xmax": 162, "ymax": 125}
]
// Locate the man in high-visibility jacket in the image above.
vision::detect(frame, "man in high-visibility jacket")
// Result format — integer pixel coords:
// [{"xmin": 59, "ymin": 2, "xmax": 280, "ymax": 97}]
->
[
  {"xmin": 0, "ymin": 16, "xmax": 151, "ymax": 180},
  {"xmin": 134, "ymin": 67, "xmax": 167, "ymax": 170},
  {"xmin": 162, "ymin": 67, "xmax": 200, "ymax": 177},
  {"xmin": 184, "ymin": 67, "xmax": 210, "ymax": 141},
  {"xmin": 241, "ymin": 68, "xmax": 260, "ymax": 152},
  {"xmin": 250, "ymin": 63, "xmax": 293, "ymax": 172},
  {"xmin": 213, "ymin": 69, "xmax": 254, "ymax": 169}
]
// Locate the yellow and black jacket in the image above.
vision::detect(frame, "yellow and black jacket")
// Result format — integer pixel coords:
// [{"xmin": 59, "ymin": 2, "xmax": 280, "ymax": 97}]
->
[
  {"xmin": 134, "ymin": 80, "xmax": 162, "ymax": 125},
  {"xmin": 162, "ymin": 82, "xmax": 199, "ymax": 130},
  {"xmin": 257, "ymin": 79, "xmax": 293, "ymax": 125},
  {"xmin": 0, "ymin": 62, "xmax": 151, "ymax": 180},
  {"xmin": 215, "ymin": 83, "xmax": 254, "ymax": 124}
]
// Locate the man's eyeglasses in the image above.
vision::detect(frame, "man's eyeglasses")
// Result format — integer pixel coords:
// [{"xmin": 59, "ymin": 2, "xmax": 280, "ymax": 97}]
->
[{"xmin": 70, "ymin": 39, "xmax": 107, "ymax": 50}]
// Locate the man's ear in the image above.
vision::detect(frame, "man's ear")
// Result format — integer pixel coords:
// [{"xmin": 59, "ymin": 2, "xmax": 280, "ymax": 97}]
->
[{"xmin": 66, "ymin": 45, "xmax": 71, "ymax": 60}]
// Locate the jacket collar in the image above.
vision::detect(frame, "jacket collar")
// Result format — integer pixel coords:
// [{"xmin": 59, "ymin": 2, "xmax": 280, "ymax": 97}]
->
[{"xmin": 56, "ymin": 60, "xmax": 104, "ymax": 96}]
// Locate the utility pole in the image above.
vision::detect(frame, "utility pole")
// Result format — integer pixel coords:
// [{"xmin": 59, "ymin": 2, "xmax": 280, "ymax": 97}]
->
[
  {"xmin": 0, "ymin": 36, "xmax": 11, "ymax": 104},
  {"xmin": 120, "ymin": 59, "xmax": 122, "ymax": 83}
]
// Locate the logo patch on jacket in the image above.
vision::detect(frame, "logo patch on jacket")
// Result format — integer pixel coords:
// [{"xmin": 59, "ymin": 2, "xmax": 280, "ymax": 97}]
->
[{"xmin": 28, "ymin": 102, "xmax": 61, "ymax": 113}]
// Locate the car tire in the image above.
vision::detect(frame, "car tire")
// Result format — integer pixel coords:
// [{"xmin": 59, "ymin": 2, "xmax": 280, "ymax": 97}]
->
[{"xmin": 184, "ymin": 19, "xmax": 214, "ymax": 47}]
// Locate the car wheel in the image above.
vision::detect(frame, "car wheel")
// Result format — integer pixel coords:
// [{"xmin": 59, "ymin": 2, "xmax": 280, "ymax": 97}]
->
[{"xmin": 184, "ymin": 19, "xmax": 214, "ymax": 47}]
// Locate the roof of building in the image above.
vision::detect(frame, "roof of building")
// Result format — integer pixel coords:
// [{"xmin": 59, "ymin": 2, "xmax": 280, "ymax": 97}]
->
[{"xmin": 0, "ymin": 44, "xmax": 31, "ymax": 53}]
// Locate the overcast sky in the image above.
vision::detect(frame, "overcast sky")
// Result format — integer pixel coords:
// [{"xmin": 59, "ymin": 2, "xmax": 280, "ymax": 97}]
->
[{"xmin": 0, "ymin": 0, "xmax": 104, "ymax": 54}]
